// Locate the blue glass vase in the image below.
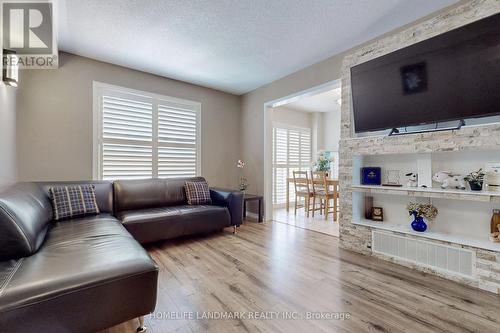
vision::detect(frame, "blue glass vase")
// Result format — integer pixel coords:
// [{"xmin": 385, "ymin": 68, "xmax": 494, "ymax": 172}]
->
[{"xmin": 411, "ymin": 212, "xmax": 427, "ymax": 232}]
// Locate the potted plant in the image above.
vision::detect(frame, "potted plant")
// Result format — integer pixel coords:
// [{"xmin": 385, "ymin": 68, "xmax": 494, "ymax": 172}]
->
[
  {"xmin": 313, "ymin": 153, "xmax": 332, "ymax": 176},
  {"xmin": 407, "ymin": 202, "xmax": 438, "ymax": 232},
  {"xmin": 464, "ymin": 168, "xmax": 485, "ymax": 191}
]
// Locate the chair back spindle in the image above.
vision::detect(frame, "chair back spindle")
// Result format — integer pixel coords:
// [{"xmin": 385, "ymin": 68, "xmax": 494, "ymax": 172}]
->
[{"xmin": 293, "ymin": 171, "xmax": 310, "ymax": 194}]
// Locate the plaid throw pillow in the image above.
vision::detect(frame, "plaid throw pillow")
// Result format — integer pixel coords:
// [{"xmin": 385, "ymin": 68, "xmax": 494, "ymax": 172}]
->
[
  {"xmin": 184, "ymin": 181, "xmax": 212, "ymax": 205},
  {"xmin": 49, "ymin": 185, "xmax": 100, "ymax": 221}
]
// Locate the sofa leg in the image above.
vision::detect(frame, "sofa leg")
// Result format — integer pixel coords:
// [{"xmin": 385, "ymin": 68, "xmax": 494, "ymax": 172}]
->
[
  {"xmin": 233, "ymin": 226, "xmax": 237, "ymax": 234},
  {"xmin": 137, "ymin": 316, "xmax": 147, "ymax": 332}
]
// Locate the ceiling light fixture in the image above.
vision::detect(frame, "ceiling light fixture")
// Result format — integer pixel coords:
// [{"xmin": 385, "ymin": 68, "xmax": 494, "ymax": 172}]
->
[{"xmin": 3, "ymin": 50, "xmax": 19, "ymax": 88}]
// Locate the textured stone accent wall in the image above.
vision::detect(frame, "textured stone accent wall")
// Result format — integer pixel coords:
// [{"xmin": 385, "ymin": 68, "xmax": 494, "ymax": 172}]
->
[{"xmin": 339, "ymin": 0, "xmax": 500, "ymax": 294}]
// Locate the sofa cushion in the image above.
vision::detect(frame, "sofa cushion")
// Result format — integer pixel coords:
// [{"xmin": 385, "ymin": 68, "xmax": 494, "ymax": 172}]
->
[
  {"xmin": 49, "ymin": 185, "xmax": 100, "ymax": 221},
  {"xmin": 38, "ymin": 181, "xmax": 114, "ymax": 214},
  {"xmin": 184, "ymin": 181, "xmax": 212, "ymax": 205},
  {"xmin": 0, "ymin": 183, "xmax": 52, "ymax": 261},
  {"xmin": 119, "ymin": 205, "xmax": 231, "ymax": 244},
  {"xmin": 0, "ymin": 214, "xmax": 158, "ymax": 333},
  {"xmin": 114, "ymin": 177, "xmax": 207, "ymax": 213}
]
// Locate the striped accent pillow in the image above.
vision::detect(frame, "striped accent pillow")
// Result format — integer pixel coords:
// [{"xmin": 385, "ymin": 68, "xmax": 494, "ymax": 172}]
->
[
  {"xmin": 184, "ymin": 181, "xmax": 212, "ymax": 205},
  {"xmin": 49, "ymin": 185, "xmax": 100, "ymax": 221}
]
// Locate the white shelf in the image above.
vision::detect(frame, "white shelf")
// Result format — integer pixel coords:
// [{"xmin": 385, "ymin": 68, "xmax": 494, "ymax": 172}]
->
[
  {"xmin": 352, "ymin": 219, "xmax": 500, "ymax": 252},
  {"xmin": 351, "ymin": 185, "xmax": 500, "ymax": 203}
]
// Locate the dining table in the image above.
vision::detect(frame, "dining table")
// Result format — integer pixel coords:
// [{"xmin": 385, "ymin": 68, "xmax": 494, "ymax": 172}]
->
[{"xmin": 286, "ymin": 177, "xmax": 339, "ymax": 212}]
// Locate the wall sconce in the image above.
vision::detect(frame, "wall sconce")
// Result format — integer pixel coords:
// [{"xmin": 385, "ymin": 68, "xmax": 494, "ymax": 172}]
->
[{"xmin": 3, "ymin": 49, "xmax": 19, "ymax": 88}]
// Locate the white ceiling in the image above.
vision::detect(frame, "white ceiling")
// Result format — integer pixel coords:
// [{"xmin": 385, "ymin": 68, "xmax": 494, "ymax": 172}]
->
[
  {"xmin": 285, "ymin": 88, "xmax": 342, "ymax": 113},
  {"xmin": 57, "ymin": 0, "xmax": 458, "ymax": 95}
]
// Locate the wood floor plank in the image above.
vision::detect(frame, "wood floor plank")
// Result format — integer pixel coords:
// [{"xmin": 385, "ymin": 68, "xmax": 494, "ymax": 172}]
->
[{"xmin": 102, "ymin": 221, "xmax": 500, "ymax": 333}]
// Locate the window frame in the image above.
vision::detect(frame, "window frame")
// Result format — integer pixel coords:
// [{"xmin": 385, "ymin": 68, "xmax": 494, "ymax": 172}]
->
[{"xmin": 92, "ymin": 81, "xmax": 201, "ymax": 180}]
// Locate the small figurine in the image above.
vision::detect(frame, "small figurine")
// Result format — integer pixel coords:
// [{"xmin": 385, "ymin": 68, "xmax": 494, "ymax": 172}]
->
[
  {"xmin": 432, "ymin": 171, "xmax": 466, "ymax": 190},
  {"xmin": 405, "ymin": 172, "xmax": 418, "ymax": 187}
]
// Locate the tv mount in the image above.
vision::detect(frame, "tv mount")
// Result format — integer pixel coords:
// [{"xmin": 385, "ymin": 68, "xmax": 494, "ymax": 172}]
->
[{"xmin": 388, "ymin": 119, "xmax": 465, "ymax": 137}]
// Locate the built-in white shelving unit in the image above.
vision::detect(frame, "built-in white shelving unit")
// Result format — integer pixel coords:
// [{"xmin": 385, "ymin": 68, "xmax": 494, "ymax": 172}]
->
[{"xmin": 351, "ymin": 150, "xmax": 500, "ymax": 253}]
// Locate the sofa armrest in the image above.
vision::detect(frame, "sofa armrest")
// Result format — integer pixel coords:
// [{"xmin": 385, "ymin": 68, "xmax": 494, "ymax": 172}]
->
[{"xmin": 210, "ymin": 188, "xmax": 243, "ymax": 226}]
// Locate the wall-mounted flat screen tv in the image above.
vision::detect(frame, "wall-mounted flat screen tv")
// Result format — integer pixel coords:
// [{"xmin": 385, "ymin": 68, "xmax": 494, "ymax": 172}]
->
[{"xmin": 351, "ymin": 13, "xmax": 500, "ymax": 133}]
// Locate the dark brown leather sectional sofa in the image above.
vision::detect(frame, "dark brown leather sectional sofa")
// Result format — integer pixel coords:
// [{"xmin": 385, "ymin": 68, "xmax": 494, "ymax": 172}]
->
[
  {"xmin": 0, "ymin": 177, "xmax": 243, "ymax": 333},
  {"xmin": 114, "ymin": 177, "xmax": 243, "ymax": 243}
]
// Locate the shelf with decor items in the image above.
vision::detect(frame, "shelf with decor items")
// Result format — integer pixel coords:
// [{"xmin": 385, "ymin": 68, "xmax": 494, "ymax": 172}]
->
[
  {"xmin": 350, "ymin": 185, "xmax": 500, "ymax": 203},
  {"xmin": 350, "ymin": 150, "xmax": 500, "ymax": 254},
  {"xmin": 351, "ymin": 188, "xmax": 500, "ymax": 254}
]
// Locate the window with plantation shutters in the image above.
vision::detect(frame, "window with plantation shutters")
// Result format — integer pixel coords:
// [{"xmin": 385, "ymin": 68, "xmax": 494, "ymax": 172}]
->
[
  {"xmin": 157, "ymin": 102, "xmax": 198, "ymax": 178},
  {"xmin": 272, "ymin": 124, "xmax": 312, "ymax": 206},
  {"xmin": 93, "ymin": 82, "xmax": 200, "ymax": 180}
]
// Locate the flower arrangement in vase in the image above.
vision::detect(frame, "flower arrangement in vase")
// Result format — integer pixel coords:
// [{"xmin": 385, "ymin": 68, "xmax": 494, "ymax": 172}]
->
[
  {"xmin": 464, "ymin": 168, "xmax": 485, "ymax": 191},
  {"xmin": 313, "ymin": 153, "xmax": 332, "ymax": 176},
  {"xmin": 237, "ymin": 160, "xmax": 248, "ymax": 193},
  {"xmin": 407, "ymin": 202, "xmax": 438, "ymax": 232}
]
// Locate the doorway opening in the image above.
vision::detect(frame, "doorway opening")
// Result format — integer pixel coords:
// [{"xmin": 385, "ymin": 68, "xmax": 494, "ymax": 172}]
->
[{"xmin": 263, "ymin": 80, "xmax": 341, "ymax": 236}]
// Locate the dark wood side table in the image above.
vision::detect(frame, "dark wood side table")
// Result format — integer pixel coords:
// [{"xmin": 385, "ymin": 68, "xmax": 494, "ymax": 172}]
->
[{"xmin": 243, "ymin": 194, "xmax": 264, "ymax": 222}]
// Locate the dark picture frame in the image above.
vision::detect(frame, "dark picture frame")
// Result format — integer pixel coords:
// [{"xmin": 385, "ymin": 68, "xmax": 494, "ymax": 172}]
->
[{"xmin": 371, "ymin": 207, "xmax": 384, "ymax": 221}]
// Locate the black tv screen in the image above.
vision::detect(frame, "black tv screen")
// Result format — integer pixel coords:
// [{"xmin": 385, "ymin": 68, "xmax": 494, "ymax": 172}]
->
[{"xmin": 351, "ymin": 13, "xmax": 500, "ymax": 133}]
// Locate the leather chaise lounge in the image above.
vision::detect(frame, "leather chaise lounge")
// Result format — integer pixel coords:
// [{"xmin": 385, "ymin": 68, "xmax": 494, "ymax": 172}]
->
[{"xmin": 0, "ymin": 177, "xmax": 243, "ymax": 333}]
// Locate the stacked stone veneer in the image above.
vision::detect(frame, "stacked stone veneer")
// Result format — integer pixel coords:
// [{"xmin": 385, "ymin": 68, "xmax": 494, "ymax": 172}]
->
[{"xmin": 338, "ymin": 0, "xmax": 500, "ymax": 294}]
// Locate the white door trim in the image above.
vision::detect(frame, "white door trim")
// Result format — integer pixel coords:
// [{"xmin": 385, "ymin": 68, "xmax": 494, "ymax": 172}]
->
[{"xmin": 262, "ymin": 79, "xmax": 341, "ymax": 221}]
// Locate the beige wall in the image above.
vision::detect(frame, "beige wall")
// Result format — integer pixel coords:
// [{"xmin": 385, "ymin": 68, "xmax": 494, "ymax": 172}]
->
[
  {"xmin": 320, "ymin": 109, "xmax": 341, "ymax": 152},
  {"xmin": 241, "ymin": 52, "xmax": 347, "ymax": 198},
  {"xmin": 0, "ymin": 85, "xmax": 17, "ymax": 188},
  {"xmin": 16, "ymin": 52, "xmax": 241, "ymax": 187},
  {"xmin": 272, "ymin": 106, "xmax": 312, "ymax": 129}
]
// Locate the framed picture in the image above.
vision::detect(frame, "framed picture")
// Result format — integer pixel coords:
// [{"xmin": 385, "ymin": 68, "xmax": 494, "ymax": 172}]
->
[
  {"xmin": 361, "ymin": 167, "xmax": 382, "ymax": 185},
  {"xmin": 371, "ymin": 207, "xmax": 384, "ymax": 221}
]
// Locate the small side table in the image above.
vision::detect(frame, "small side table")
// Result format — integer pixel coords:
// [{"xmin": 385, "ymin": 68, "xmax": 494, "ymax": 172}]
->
[{"xmin": 243, "ymin": 194, "xmax": 264, "ymax": 222}]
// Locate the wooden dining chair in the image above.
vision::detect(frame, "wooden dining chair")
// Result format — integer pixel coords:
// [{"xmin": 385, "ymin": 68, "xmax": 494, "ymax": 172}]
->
[
  {"xmin": 311, "ymin": 171, "xmax": 339, "ymax": 221},
  {"xmin": 292, "ymin": 171, "xmax": 313, "ymax": 217},
  {"xmin": 310, "ymin": 171, "xmax": 326, "ymax": 217}
]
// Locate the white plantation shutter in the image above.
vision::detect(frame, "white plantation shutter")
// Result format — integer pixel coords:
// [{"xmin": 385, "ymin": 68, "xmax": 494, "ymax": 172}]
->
[
  {"xmin": 158, "ymin": 147, "xmax": 197, "ymax": 178},
  {"xmin": 102, "ymin": 95, "xmax": 153, "ymax": 142},
  {"xmin": 272, "ymin": 124, "xmax": 312, "ymax": 206},
  {"xmin": 102, "ymin": 144, "xmax": 153, "ymax": 180},
  {"xmin": 300, "ymin": 131, "xmax": 311, "ymax": 165},
  {"xmin": 100, "ymin": 93, "xmax": 153, "ymax": 180},
  {"xmin": 157, "ymin": 102, "xmax": 199, "ymax": 178},
  {"xmin": 158, "ymin": 103, "xmax": 197, "ymax": 145},
  {"xmin": 274, "ymin": 128, "xmax": 287, "ymax": 165},
  {"xmin": 288, "ymin": 129, "xmax": 300, "ymax": 166},
  {"xmin": 94, "ymin": 83, "xmax": 200, "ymax": 180}
]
